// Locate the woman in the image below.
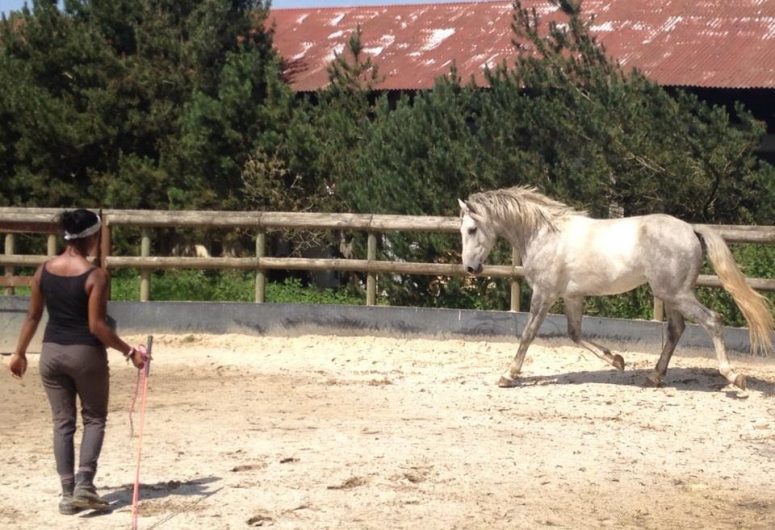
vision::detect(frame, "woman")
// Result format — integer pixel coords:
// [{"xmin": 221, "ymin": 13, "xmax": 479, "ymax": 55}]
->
[{"xmin": 8, "ymin": 209, "xmax": 147, "ymax": 515}]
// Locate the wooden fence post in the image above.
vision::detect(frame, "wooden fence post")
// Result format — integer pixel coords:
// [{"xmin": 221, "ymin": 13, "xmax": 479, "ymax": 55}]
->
[
  {"xmin": 510, "ymin": 247, "xmax": 521, "ymax": 313},
  {"xmin": 653, "ymin": 297, "xmax": 664, "ymax": 322},
  {"xmin": 255, "ymin": 231, "xmax": 266, "ymax": 303},
  {"xmin": 47, "ymin": 234, "xmax": 57, "ymax": 256},
  {"xmin": 366, "ymin": 232, "xmax": 377, "ymax": 306},
  {"xmin": 99, "ymin": 214, "xmax": 112, "ymax": 299},
  {"xmin": 140, "ymin": 230, "xmax": 151, "ymax": 302},
  {"xmin": 3, "ymin": 233, "xmax": 13, "ymax": 296}
]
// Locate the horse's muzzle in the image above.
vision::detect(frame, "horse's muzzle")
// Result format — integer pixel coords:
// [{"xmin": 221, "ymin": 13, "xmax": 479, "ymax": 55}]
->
[{"xmin": 466, "ymin": 264, "xmax": 483, "ymax": 275}]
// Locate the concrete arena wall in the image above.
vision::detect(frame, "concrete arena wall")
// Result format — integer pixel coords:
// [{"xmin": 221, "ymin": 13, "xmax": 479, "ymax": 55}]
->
[{"xmin": 0, "ymin": 296, "xmax": 759, "ymax": 356}]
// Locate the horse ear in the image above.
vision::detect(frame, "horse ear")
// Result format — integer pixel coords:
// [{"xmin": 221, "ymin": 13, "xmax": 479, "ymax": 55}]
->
[{"xmin": 458, "ymin": 199, "xmax": 477, "ymax": 215}]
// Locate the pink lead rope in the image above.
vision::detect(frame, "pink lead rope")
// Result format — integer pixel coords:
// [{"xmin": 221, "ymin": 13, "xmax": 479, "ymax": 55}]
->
[{"xmin": 130, "ymin": 335, "xmax": 153, "ymax": 530}]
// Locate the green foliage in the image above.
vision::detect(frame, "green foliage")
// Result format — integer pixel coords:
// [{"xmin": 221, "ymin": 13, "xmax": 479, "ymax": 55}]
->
[
  {"xmin": 109, "ymin": 269, "xmax": 362, "ymax": 305},
  {"xmin": 264, "ymin": 277, "xmax": 362, "ymax": 305},
  {"xmin": 347, "ymin": 77, "xmax": 478, "ymax": 215},
  {"xmin": 326, "ymin": 24, "xmax": 381, "ymax": 95},
  {"xmin": 0, "ymin": 0, "xmax": 122, "ymax": 206},
  {"xmin": 581, "ymin": 287, "xmax": 654, "ymax": 321},
  {"xmin": 0, "ymin": 0, "xmax": 281, "ymax": 211},
  {"xmin": 154, "ymin": 270, "xmax": 251, "ymax": 301}
]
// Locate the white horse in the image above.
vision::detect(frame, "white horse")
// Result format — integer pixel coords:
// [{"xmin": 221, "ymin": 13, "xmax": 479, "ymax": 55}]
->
[{"xmin": 459, "ymin": 186, "xmax": 773, "ymax": 390}]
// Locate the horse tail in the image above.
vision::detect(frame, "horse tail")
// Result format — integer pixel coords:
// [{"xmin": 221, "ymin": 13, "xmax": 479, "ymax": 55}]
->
[{"xmin": 695, "ymin": 226, "xmax": 774, "ymax": 356}]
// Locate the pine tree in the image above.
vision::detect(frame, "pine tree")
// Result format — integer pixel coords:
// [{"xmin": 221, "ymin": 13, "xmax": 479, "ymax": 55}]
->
[
  {"xmin": 0, "ymin": 0, "xmax": 283, "ymax": 211},
  {"xmin": 0, "ymin": 0, "xmax": 123, "ymax": 206}
]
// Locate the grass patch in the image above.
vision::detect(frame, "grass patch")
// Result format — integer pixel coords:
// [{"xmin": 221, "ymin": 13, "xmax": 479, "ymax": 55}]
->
[{"xmin": 109, "ymin": 269, "xmax": 363, "ymax": 305}]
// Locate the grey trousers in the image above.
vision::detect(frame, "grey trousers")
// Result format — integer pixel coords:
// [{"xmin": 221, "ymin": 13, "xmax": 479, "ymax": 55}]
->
[{"xmin": 40, "ymin": 343, "xmax": 109, "ymax": 482}]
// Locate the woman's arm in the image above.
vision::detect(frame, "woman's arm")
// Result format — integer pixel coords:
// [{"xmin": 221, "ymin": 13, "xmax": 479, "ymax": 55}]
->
[
  {"xmin": 9, "ymin": 265, "xmax": 45, "ymax": 378},
  {"xmin": 86, "ymin": 268, "xmax": 146, "ymax": 369}
]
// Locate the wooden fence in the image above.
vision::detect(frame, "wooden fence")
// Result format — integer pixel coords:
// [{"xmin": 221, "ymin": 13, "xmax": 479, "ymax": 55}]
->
[{"xmin": 2, "ymin": 207, "xmax": 775, "ymax": 321}]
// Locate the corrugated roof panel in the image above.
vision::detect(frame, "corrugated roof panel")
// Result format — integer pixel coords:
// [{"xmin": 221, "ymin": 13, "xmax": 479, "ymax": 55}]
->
[{"xmin": 267, "ymin": 1, "xmax": 775, "ymax": 91}]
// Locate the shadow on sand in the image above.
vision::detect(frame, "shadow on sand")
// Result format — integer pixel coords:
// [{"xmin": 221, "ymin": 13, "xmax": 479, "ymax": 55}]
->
[
  {"xmin": 78, "ymin": 475, "xmax": 221, "ymax": 519},
  {"xmin": 514, "ymin": 366, "xmax": 775, "ymax": 396}
]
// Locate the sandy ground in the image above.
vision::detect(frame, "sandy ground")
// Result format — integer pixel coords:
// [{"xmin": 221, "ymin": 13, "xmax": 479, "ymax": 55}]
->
[{"xmin": 1, "ymin": 332, "xmax": 775, "ymax": 530}]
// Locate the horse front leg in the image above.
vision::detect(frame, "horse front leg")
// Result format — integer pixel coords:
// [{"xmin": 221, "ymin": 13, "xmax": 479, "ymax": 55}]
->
[
  {"xmin": 499, "ymin": 292, "xmax": 553, "ymax": 388},
  {"xmin": 564, "ymin": 297, "xmax": 625, "ymax": 371}
]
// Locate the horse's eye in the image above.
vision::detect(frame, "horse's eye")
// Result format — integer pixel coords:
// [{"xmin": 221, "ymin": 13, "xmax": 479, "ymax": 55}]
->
[{"xmin": 468, "ymin": 227, "xmax": 477, "ymax": 235}]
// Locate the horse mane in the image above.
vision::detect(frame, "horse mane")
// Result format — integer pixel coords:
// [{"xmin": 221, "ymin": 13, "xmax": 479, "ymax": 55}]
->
[{"xmin": 467, "ymin": 186, "xmax": 586, "ymax": 234}]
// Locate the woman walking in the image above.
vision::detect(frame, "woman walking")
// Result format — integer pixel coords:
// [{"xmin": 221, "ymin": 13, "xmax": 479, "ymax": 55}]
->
[{"xmin": 8, "ymin": 209, "xmax": 147, "ymax": 514}]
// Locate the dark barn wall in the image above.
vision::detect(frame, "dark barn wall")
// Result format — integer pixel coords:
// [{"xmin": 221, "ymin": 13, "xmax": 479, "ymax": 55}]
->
[{"xmin": 678, "ymin": 87, "xmax": 775, "ymax": 164}]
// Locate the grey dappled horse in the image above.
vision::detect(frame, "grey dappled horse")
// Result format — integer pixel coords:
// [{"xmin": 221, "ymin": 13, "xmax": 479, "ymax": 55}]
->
[{"xmin": 459, "ymin": 186, "xmax": 773, "ymax": 390}]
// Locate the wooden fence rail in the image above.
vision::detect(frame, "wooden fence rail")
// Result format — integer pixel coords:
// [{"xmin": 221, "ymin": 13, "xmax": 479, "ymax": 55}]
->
[{"xmin": 2, "ymin": 208, "xmax": 774, "ymax": 320}]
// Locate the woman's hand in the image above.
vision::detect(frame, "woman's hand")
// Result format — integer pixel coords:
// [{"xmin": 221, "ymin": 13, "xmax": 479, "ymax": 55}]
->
[
  {"xmin": 130, "ymin": 345, "xmax": 149, "ymax": 369},
  {"xmin": 8, "ymin": 353, "xmax": 28, "ymax": 378}
]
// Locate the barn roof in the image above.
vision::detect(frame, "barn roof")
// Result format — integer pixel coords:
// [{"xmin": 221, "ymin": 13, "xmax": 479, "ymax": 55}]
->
[{"xmin": 266, "ymin": 0, "xmax": 775, "ymax": 91}]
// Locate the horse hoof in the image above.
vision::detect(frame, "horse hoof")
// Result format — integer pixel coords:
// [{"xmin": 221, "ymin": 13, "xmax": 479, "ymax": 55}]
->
[
  {"xmin": 734, "ymin": 374, "xmax": 747, "ymax": 390},
  {"xmin": 498, "ymin": 376, "xmax": 518, "ymax": 388},
  {"xmin": 612, "ymin": 354, "xmax": 625, "ymax": 371},
  {"xmin": 645, "ymin": 374, "xmax": 662, "ymax": 388}
]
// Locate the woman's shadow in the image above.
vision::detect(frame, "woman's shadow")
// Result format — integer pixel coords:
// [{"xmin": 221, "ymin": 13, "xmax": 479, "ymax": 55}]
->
[{"xmin": 79, "ymin": 475, "xmax": 221, "ymax": 518}]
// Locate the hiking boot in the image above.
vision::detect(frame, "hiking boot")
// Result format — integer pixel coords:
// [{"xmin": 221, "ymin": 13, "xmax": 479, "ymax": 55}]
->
[
  {"xmin": 59, "ymin": 495, "xmax": 80, "ymax": 515},
  {"xmin": 72, "ymin": 478, "xmax": 109, "ymax": 510},
  {"xmin": 59, "ymin": 482, "xmax": 81, "ymax": 515}
]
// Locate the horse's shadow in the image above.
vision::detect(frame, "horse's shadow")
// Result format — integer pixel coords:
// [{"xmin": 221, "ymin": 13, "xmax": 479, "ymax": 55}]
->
[
  {"xmin": 78, "ymin": 475, "xmax": 221, "ymax": 518},
  {"xmin": 515, "ymin": 366, "xmax": 775, "ymax": 396}
]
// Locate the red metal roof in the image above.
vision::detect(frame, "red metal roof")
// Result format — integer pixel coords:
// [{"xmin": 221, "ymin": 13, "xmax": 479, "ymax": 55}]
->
[{"xmin": 266, "ymin": 0, "xmax": 775, "ymax": 91}]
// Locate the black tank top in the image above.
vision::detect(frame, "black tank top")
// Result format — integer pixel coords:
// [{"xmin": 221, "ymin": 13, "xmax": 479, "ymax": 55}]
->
[{"xmin": 41, "ymin": 265, "xmax": 102, "ymax": 347}]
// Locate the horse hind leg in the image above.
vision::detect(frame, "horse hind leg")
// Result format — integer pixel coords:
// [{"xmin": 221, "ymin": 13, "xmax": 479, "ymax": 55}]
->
[
  {"xmin": 646, "ymin": 304, "xmax": 684, "ymax": 387},
  {"xmin": 564, "ymin": 297, "xmax": 625, "ymax": 371},
  {"xmin": 671, "ymin": 293, "xmax": 746, "ymax": 390}
]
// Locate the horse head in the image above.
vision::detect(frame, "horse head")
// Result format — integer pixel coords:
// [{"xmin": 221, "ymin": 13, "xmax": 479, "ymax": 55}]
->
[{"xmin": 458, "ymin": 198, "xmax": 497, "ymax": 275}]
